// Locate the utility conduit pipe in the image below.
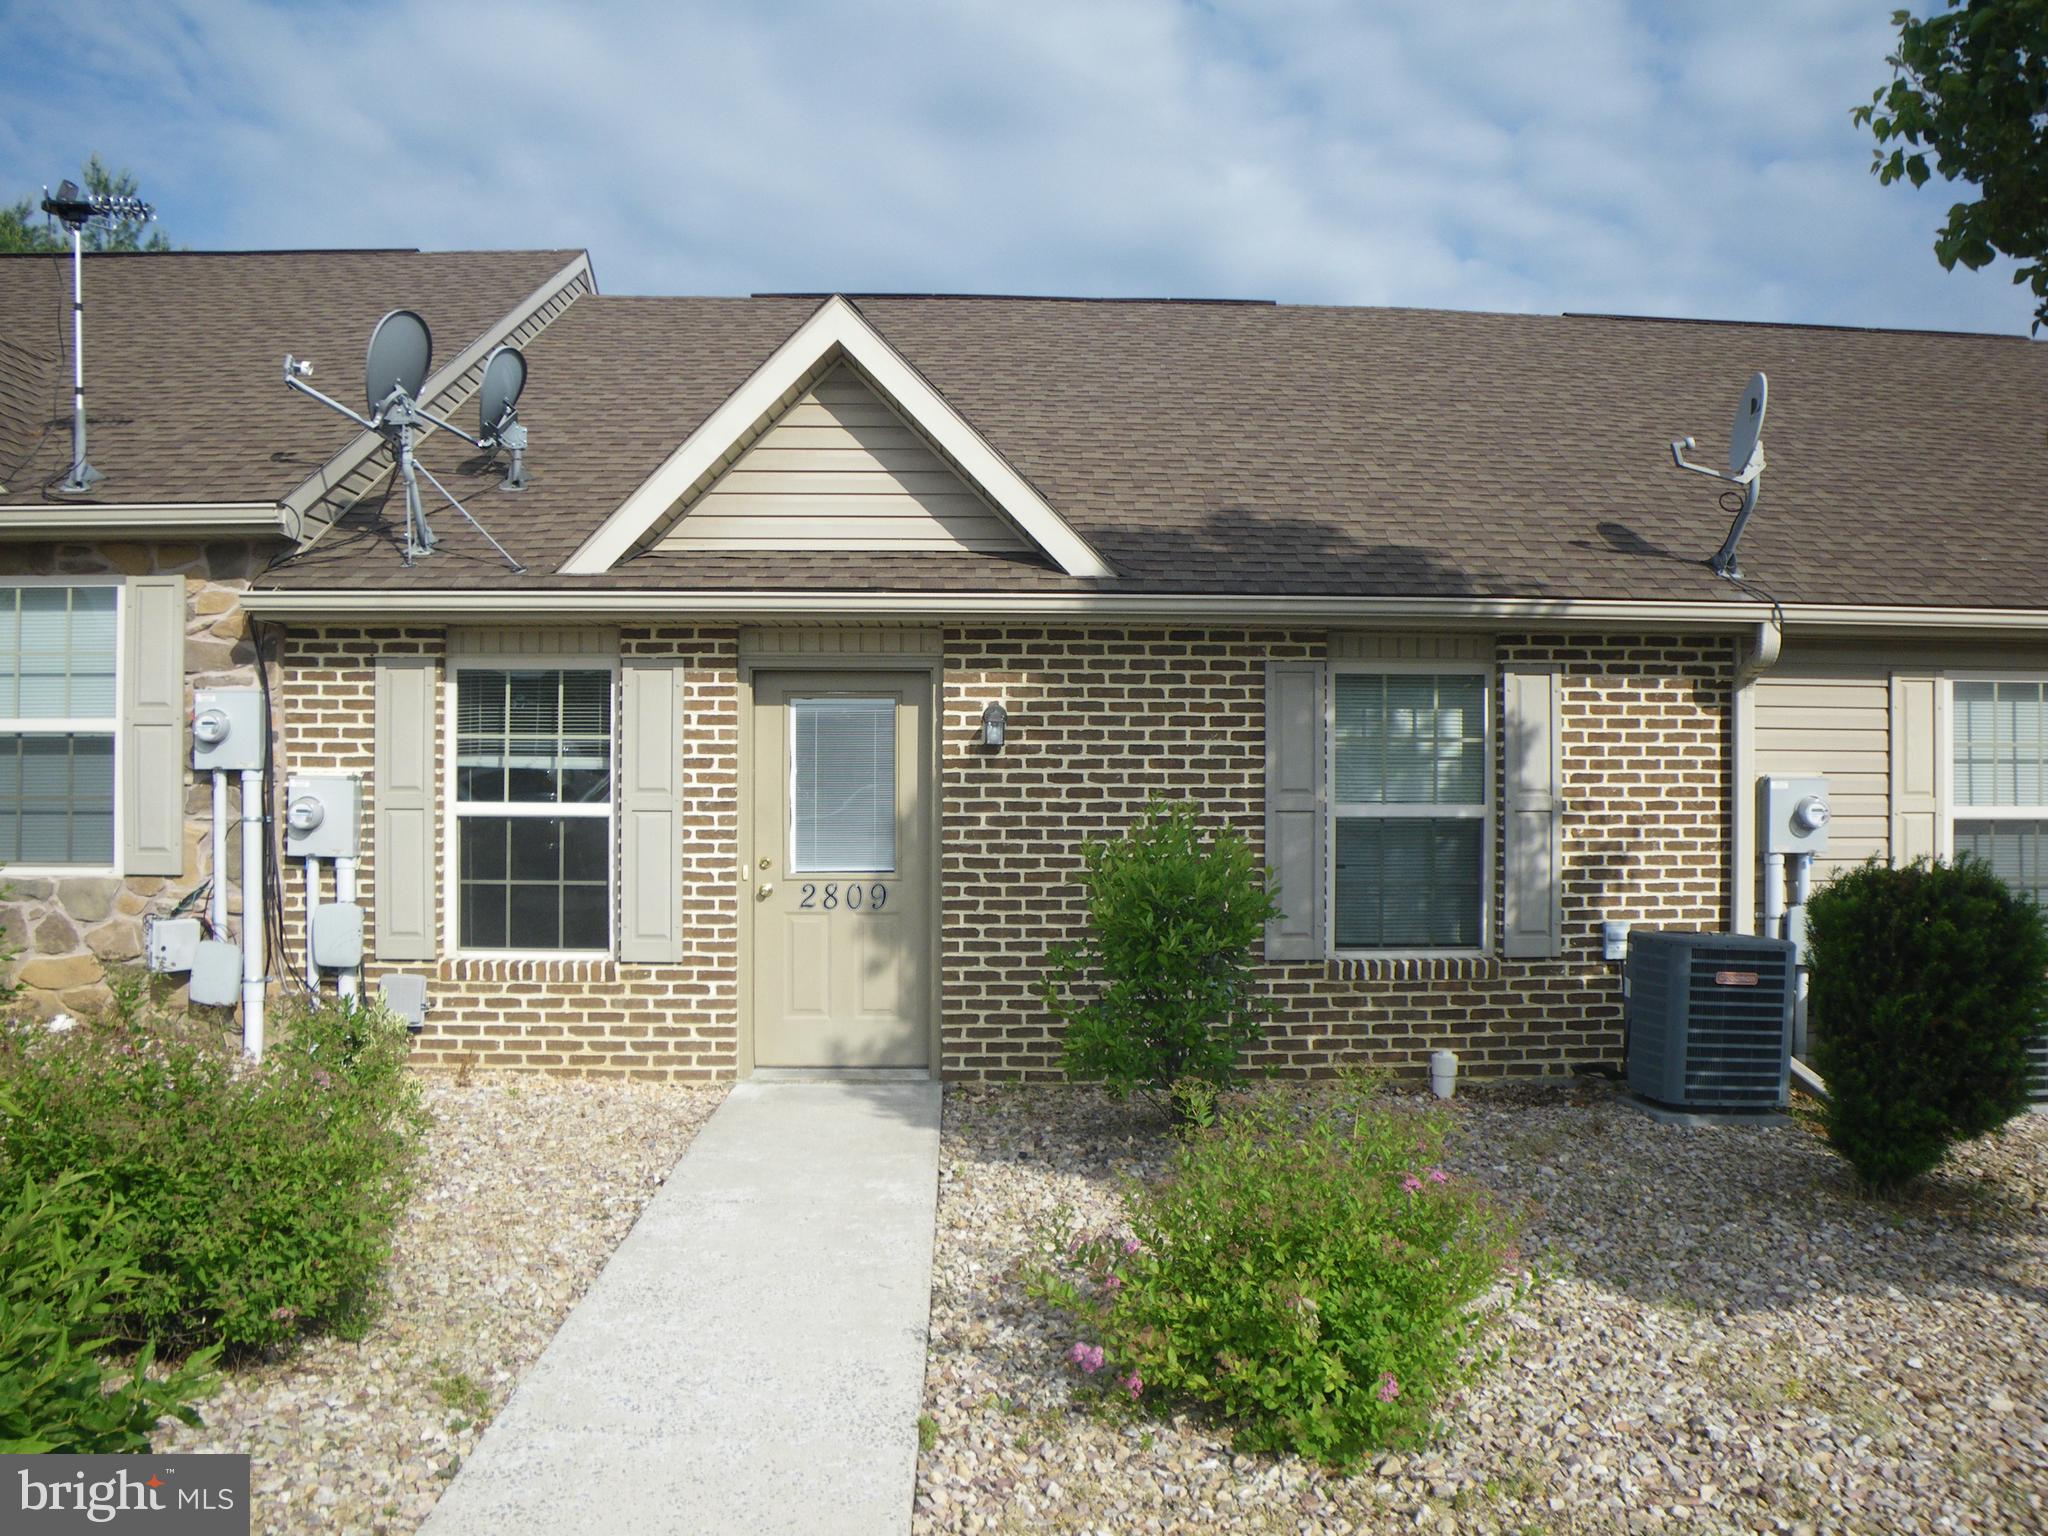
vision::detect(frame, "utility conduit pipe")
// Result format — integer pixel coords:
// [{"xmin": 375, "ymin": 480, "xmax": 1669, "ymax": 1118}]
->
[
  {"xmin": 303, "ymin": 857, "xmax": 320, "ymax": 992},
  {"xmin": 240, "ymin": 767, "xmax": 266, "ymax": 1061},
  {"xmin": 335, "ymin": 856, "xmax": 359, "ymax": 1002},
  {"xmin": 210, "ymin": 770, "xmax": 228, "ymax": 935}
]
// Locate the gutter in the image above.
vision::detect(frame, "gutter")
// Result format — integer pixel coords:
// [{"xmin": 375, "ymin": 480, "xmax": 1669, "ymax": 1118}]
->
[
  {"xmin": 238, "ymin": 587, "xmax": 2048, "ymax": 631},
  {"xmin": 0, "ymin": 503, "xmax": 287, "ymax": 539}
]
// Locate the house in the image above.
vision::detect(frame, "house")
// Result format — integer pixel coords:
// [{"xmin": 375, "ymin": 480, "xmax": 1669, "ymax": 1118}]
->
[{"xmin": 1, "ymin": 246, "xmax": 2045, "ymax": 1091}]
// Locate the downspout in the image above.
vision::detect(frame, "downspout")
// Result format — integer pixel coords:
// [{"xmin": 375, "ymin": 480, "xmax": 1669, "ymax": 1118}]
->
[{"xmin": 1730, "ymin": 617, "xmax": 1783, "ymax": 938}]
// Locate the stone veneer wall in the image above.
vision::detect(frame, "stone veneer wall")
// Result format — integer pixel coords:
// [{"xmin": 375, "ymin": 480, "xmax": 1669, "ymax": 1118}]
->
[
  {"xmin": 272, "ymin": 621, "xmax": 1731, "ymax": 1084},
  {"xmin": 0, "ymin": 541, "xmax": 280, "ymax": 1014},
  {"xmin": 276, "ymin": 625, "xmax": 739, "ymax": 1080}
]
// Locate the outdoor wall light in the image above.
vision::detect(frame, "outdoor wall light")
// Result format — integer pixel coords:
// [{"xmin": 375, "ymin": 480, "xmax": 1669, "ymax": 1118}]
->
[{"xmin": 980, "ymin": 702, "xmax": 1008, "ymax": 749}]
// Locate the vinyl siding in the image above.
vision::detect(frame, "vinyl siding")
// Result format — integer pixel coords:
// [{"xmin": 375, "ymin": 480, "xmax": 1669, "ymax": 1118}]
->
[
  {"xmin": 655, "ymin": 364, "xmax": 1030, "ymax": 554},
  {"xmin": 1754, "ymin": 670, "xmax": 1891, "ymax": 879}
]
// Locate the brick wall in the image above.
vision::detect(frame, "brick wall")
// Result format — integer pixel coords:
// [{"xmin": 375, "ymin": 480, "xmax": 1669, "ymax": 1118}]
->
[
  {"xmin": 276, "ymin": 624, "xmax": 739, "ymax": 1080},
  {"xmin": 262, "ymin": 620, "xmax": 1732, "ymax": 1083},
  {"xmin": 940, "ymin": 627, "xmax": 1734, "ymax": 1081}
]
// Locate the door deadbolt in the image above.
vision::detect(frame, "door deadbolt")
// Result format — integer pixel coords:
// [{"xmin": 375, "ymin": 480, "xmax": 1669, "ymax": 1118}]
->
[{"xmin": 758, "ymin": 857, "xmax": 772, "ymax": 870}]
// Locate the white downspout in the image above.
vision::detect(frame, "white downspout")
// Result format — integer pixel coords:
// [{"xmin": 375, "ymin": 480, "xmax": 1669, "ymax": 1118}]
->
[
  {"xmin": 210, "ymin": 770, "xmax": 229, "ymax": 935},
  {"xmin": 240, "ymin": 767, "xmax": 266, "ymax": 1060},
  {"xmin": 335, "ymin": 855, "xmax": 359, "ymax": 1002},
  {"xmin": 1730, "ymin": 617, "xmax": 1783, "ymax": 936}
]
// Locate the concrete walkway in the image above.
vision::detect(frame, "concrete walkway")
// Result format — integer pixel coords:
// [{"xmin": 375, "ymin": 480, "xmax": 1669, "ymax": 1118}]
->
[{"xmin": 421, "ymin": 1078, "xmax": 942, "ymax": 1536}]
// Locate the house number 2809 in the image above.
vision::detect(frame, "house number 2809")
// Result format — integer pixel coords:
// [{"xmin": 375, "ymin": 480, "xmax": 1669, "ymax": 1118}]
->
[{"xmin": 798, "ymin": 882, "xmax": 889, "ymax": 911}]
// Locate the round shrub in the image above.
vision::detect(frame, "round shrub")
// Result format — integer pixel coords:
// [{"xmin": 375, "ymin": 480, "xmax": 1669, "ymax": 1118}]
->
[
  {"xmin": 1026, "ymin": 1083, "xmax": 1518, "ymax": 1465},
  {"xmin": 1807, "ymin": 856, "xmax": 2048, "ymax": 1189},
  {"xmin": 1041, "ymin": 800, "xmax": 1281, "ymax": 1111}
]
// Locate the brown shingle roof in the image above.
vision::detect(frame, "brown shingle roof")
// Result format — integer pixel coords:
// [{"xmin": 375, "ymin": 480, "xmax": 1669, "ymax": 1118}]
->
[
  {"xmin": 261, "ymin": 290, "xmax": 2048, "ymax": 608},
  {"xmin": 0, "ymin": 249, "xmax": 583, "ymax": 508}
]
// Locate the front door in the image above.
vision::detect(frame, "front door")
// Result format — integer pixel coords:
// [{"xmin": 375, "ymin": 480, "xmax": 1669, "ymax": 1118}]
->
[{"xmin": 750, "ymin": 671, "xmax": 932, "ymax": 1068}]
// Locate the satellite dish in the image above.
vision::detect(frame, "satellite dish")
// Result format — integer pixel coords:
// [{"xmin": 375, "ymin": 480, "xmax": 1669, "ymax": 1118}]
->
[
  {"xmin": 477, "ymin": 345, "xmax": 527, "ymax": 437},
  {"xmin": 365, "ymin": 309, "xmax": 432, "ymax": 413},
  {"xmin": 1727, "ymin": 371, "xmax": 1767, "ymax": 479}
]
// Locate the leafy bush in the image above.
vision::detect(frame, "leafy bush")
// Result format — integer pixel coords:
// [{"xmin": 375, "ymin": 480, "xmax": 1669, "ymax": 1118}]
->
[
  {"xmin": 0, "ymin": 996, "xmax": 424, "ymax": 1351},
  {"xmin": 1042, "ymin": 801, "xmax": 1281, "ymax": 1110},
  {"xmin": 1808, "ymin": 856, "xmax": 2048, "ymax": 1189},
  {"xmin": 1026, "ymin": 1083, "xmax": 1518, "ymax": 1465},
  {"xmin": 0, "ymin": 1167, "xmax": 215, "ymax": 1451}
]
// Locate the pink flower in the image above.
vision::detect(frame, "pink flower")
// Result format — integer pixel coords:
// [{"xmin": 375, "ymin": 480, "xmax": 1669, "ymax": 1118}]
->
[
  {"xmin": 1122, "ymin": 1236, "xmax": 1141, "ymax": 1255},
  {"xmin": 1103, "ymin": 1274, "xmax": 1123, "ymax": 1295},
  {"xmin": 1121, "ymin": 1370, "xmax": 1144, "ymax": 1400},
  {"xmin": 1377, "ymin": 1372, "xmax": 1400, "ymax": 1403},
  {"xmin": 1401, "ymin": 1173, "xmax": 1423, "ymax": 1194},
  {"xmin": 1427, "ymin": 1166, "xmax": 1448, "ymax": 1185},
  {"xmin": 1067, "ymin": 1342, "xmax": 1105, "ymax": 1375}
]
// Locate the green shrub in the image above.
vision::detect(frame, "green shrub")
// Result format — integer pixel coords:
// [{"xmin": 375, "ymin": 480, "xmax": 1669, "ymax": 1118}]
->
[
  {"xmin": 1807, "ymin": 856, "xmax": 2048, "ymax": 1189},
  {"xmin": 1042, "ymin": 801, "xmax": 1281, "ymax": 1110},
  {"xmin": 0, "ymin": 997, "xmax": 424, "ymax": 1351},
  {"xmin": 0, "ymin": 1167, "xmax": 216, "ymax": 1451},
  {"xmin": 1025, "ymin": 1083, "xmax": 1518, "ymax": 1465}
]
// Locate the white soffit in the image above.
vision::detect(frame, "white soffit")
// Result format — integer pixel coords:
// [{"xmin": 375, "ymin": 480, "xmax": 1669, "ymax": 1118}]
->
[{"xmin": 560, "ymin": 295, "xmax": 1115, "ymax": 579}]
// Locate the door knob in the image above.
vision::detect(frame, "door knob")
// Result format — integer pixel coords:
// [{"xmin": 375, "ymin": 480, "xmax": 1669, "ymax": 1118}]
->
[{"xmin": 757, "ymin": 883, "xmax": 774, "ymax": 900}]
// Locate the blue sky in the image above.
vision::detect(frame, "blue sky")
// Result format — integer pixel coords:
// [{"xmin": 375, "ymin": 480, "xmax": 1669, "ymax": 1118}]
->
[{"xmin": 0, "ymin": 0, "xmax": 2032, "ymax": 333}]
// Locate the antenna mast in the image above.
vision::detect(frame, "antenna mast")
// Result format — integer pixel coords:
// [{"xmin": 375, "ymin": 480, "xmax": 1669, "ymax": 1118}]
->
[
  {"xmin": 1669, "ymin": 371, "xmax": 1769, "ymax": 580},
  {"xmin": 38, "ymin": 179, "xmax": 153, "ymax": 495}
]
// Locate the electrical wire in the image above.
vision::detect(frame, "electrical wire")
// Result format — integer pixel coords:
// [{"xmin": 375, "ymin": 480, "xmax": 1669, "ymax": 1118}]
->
[
  {"xmin": 1711, "ymin": 485, "xmax": 1788, "ymax": 632},
  {"xmin": 250, "ymin": 617, "xmax": 317, "ymax": 1000}
]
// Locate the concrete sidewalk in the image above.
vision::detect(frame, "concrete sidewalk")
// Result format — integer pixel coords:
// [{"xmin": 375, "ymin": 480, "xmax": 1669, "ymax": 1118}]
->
[{"xmin": 420, "ymin": 1078, "xmax": 942, "ymax": 1536}]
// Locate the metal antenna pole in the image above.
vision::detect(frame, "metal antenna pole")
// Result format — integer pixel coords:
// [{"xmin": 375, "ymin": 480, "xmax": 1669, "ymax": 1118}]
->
[
  {"xmin": 414, "ymin": 461, "xmax": 527, "ymax": 573},
  {"xmin": 1709, "ymin": 477, "xmax": 1761, "ymax": 580},
  {"xmin": 395, "ymin": 420, "xmax": 436, "ymax": 563},
  {"xmin": 56, "ymin": 222, "xmax": 100, "ymax": 493}
]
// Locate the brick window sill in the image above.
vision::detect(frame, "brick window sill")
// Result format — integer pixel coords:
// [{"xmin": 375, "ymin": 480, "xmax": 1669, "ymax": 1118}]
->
[{"xmin": 1327, "ymin": 954, "xmax": 1500, "ymax": 982}]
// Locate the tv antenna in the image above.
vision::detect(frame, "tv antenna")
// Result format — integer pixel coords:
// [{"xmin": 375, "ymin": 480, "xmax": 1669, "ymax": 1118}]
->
[
  {"xmin": 39, "ymin": 178, "xmax": 153, "ymax": 494},
  {"xmin": 1670, "ymin": 371, "xmax": 1768, "ymax": 580},
  {"xmin": 280, "ymin": 311, "xmax": 527, "ymax": 571}
]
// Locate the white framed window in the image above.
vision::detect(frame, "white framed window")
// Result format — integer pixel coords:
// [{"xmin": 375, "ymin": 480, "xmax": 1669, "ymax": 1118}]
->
[
  {"xmin": 1949, "ymin": 675, "xmax": 2048, "ymax": 906},
  {"xmin": 449, "ymin": 661, "xmax": 616, "ymax": 954},
  {"xmin": 788, "ymin": 695, "xmax": 896, "ymax": 874},
  {"xmin": 1328, "ymin": 662, "xmax": 1492, "ymax": 953},
  {"xmin": 0, "ymin": 581, "xmax": 121, "ymax": 871}
]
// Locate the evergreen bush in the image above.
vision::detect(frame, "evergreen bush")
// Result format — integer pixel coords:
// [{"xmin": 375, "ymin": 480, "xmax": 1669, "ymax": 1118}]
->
[{"xmin": 1807, "ymin": 856, "xmax": 2048, "ymax": 1189}]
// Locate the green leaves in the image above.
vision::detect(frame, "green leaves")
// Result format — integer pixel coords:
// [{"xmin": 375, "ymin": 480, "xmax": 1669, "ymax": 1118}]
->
[
  {"xmin": 1043, "ymin": 801, "xmax": 1282, "ymax": 1110},
  {"xmin": 1808, "ymin": 855, "xmax": 2048, "ymax": 1189},
  {"xmin": 1853, "ymin": 0, "xmax": 2048, "ymax": 329}
]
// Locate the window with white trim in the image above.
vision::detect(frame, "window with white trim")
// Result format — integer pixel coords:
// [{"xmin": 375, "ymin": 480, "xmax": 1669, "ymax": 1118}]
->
[
  {"xmin": 1330, "ymin": 667, "xmax": 1489, "ymax": 950},
  {"xmin": 454, "ymin": 666, "xmax": 613, "ymax": 951},
  {"xmin": 0, "ymin": 584, "xmax": 118, "ymax": 867},
  {"xmin": 1952, "ymin": 678, "xmax": 2048, "ymax": 905}
]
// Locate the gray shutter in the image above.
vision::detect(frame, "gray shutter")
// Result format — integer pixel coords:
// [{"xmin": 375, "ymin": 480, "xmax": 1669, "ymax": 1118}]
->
[
  {"xmin": 1264, "ymin": 661, "xmax": 1325, "ymax": 961},
  {"xmin": 1890, "ymin": 673, "xmax": 1945, "ymax": 864},
  {"xmin": 121, "ymin": 575, "xmax": 187, "ymax": 876},
  {"xmin": 374, "ymin": 655, "xmax": 438, "ymax": 960},
  {"xmin": 618, "ymin": 658, "xmax": 683, "ymax": 962},
  {"xmin": 1502, "ymin": 665, "xmax": 1564, "ymax": 959}
]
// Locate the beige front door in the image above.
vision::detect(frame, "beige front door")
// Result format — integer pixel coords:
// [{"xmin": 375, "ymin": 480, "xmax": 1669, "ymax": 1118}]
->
[{"xmin": 750, "ymin": 671, "xmax": 932, "ymax": 1068}]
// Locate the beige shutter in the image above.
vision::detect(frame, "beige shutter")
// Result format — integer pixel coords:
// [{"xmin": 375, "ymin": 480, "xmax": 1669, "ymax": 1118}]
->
[
  {"xmin": 1890, "ymin": 673, "xmax": 1945, "ymax": 864},
  {"xmin": 1265, "ymin": 661, "xmax": 1325, "ymax": 961},
  {"xmin": 374, "ymin": 655, "xmax": 439, "ymax": 960},
  {"xmin": 121, "ymin": 576, "xmax": 187, "ymax": 876},
  {"xmin": 618, "ymin": 658, "xmax": 683, "ymax": 962},
  {"xmin": 1502, "ymin": 665, "xmax": 1564, "ymax": 959}
]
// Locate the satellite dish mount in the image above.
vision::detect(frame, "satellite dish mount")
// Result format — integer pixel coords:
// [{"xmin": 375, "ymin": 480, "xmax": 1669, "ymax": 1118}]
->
[
  {"xmin": 279, "ymin": 311, "xmax": 527, "ymax": 571},
  {"xmin": 1669, "ymin": 371, "xmax": 1768, "ymax": 580},
  {"xmin": 39, "ymin": 178, "xmax": 153, "ymax": 494}
]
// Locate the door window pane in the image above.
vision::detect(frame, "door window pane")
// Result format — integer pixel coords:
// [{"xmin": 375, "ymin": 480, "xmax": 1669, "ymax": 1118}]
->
[{"xmin": 790, "ymin": 697, "xmax": 896, "ymax": 872}]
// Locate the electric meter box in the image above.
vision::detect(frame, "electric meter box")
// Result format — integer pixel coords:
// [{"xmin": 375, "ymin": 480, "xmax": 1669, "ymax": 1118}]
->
[
  {"xmin": 145, "ymin": 915, "xmax": 202, "ymax": 973},
  {"xmin": 1760, "ymin": 775, "xmax": 1831, "ymax": 856},
  {"xmin": 188, "ymin": 939, "xmax": 243, "ymax": 1007},
  {"xmin": 284, "ymin": 775, "xmax": 360, "ymax": 860},
  {"xmin": 191, "ymin": 688, "xmax": 265, "ymax": 772}
]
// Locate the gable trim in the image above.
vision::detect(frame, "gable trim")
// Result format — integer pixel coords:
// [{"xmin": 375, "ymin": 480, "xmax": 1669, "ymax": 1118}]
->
[
  {"xmin": 559, "ymin": 295, "xmax": 1115, "ymax": 579},
  {"xmin": 281, "ymin": 251, "xmax": 596, "ymax": 550}
]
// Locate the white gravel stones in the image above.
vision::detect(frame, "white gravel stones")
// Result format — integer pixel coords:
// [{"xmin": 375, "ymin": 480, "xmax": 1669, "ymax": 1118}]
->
[
  {"xmin": 918, "ymin": 1081, "xmax": 2048, "ymax": 1535},
  {"xmin": 154, "ymin": 1072, "xmax": 725, "ymax": 1534}
]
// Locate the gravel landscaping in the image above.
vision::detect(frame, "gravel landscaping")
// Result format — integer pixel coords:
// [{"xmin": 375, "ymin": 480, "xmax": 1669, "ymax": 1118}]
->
[
  {"xmin": 919, "ymin": 1081, "xmax": 2048, "ymax": 1536},
  {"xmin": 155, "ymin": 1072, "xmax": 725, "ymax": 1535}
]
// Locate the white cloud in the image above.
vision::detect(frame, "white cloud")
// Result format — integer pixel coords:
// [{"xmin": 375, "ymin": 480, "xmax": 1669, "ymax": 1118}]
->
[{"xmin": 0, "ymin": 0, "xmax": 2032, "ymax": 331}]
